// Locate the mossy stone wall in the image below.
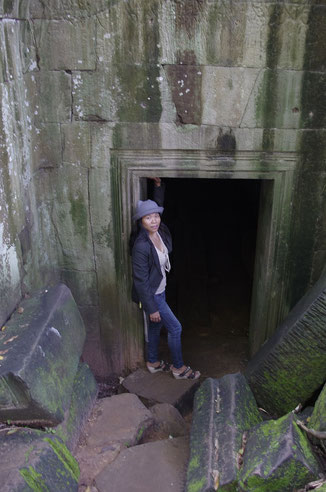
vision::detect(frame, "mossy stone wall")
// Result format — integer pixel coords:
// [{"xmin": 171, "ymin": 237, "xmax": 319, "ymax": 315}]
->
[{"xmin": 1, "ymin": 0, "xmax": 326, "ymax": 375}]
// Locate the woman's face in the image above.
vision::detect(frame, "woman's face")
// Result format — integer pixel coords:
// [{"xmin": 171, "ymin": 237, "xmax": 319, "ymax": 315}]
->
[{"xmin": 141, "ymin": 213, "xmax": 161, "ymax": 234}]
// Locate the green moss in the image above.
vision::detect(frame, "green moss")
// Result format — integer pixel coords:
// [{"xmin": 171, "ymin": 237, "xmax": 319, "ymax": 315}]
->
[
  {"xmin": 287, "ymin": 5, "xmax": 326, "ymax": 305},
  {"xmin": 241, "ymin": 458, "xmax": 313, "ymax": 491},
  {"xmin": 95, "ymin": 226, "xmax": 112, "ymax": 248},
  {"xmin": 252, "ymin": 316, "xmax": 326, "ymax": 415},
  {"xmin": 255, "ymin": 4, "xmax": 283, "ymax": 151},
  {"xmin": 187, "ymin": 476, "xmax": 206, "ymax": 492},
  {"xmin": 33, "ymin": 357, "xmax": 73, "ymax": 419},
  {"xmin": 43, "ymin": 438, "xmax": 80, "ymax": 482},
  {"xmin": 111, "ymin": 1, "xmax": 162, "ymax": 123},
  {"xmin": 19, "ymin": 465, "xmax": 48, "ymax": 492},
  {"xmin": 239, "ymin": 414, "xmax": 319, "ymax": 491},
  {"xmin": 69, "ymin": 193, "xmax": 88, "ymax": 244},
  {"xmin": 136, "ymin": 425, "xmax": 145, "ymax": 442},
  {"xmin": 188, "ymin": 455, "xmax": 200, "ymax": 472},
  {"xmin": 309, "ymin": 383, "xmax": 326, "ymax": 431},
  {"xmin": 3, "ymin": 0, "xmax": 14, "ymax": 14},
  {"xmin": 25, "ymin": 445, "xmax": 35, "ymax": 463}
]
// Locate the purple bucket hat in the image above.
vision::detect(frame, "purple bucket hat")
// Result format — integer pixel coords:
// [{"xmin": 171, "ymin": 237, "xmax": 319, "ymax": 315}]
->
[{"xmin": 132, "ymin": 199, "xmax": 164, "ymax": 221}]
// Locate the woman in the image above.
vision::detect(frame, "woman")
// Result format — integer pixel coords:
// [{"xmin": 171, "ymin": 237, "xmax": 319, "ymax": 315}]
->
[{"xmin": 131, "ymin": 177, "xmax": 200, "ymax": 380}]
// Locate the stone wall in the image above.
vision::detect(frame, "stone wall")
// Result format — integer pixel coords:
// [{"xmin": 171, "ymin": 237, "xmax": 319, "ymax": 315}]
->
[{"xmin": 1, "ymin": 0, "xmax": 326, "ymax": 376}]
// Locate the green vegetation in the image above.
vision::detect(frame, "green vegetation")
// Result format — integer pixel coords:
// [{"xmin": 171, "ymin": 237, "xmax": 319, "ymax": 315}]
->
[
  {"xmin": 19, "ymin": 466, "xmax": 48, "ymax": 492},
  {"xmin": 43, "ymin": 437, "xmax": 80, "ymax": 482}
]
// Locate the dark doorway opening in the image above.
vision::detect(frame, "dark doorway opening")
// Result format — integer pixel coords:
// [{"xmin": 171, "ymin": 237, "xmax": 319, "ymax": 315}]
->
[{"xmin": 149, "ymin": 177, "xmax": 261, "ymax": 378}]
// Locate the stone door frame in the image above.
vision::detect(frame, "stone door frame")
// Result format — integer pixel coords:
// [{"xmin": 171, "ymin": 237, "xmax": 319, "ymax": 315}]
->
[{"xmin": 111, "ymin": 149, "xmax": 297, "ymax": 365}]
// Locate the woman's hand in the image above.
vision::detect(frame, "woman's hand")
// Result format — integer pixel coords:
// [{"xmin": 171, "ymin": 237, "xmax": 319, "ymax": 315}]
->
[
  {"xmin": 148, "ymin": 177, "xmax": 161, "ymax": 187},
  {"xmin": 150, "ymin": 311, "xmax": 161, "ymax": 322}
]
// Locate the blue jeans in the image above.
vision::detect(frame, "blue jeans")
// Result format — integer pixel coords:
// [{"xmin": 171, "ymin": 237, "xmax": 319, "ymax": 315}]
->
[{"xmin": 146, "ymin": 291, "xmax": 184, "ymax": 369}]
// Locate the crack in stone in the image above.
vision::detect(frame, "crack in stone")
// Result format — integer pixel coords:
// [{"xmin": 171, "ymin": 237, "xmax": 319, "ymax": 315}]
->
[{"xmin": 87, "ymin": 167, "xmax": 100, "ymax": 317}]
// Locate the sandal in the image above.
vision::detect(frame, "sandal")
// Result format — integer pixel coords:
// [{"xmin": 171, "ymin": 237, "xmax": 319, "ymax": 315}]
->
[
  {"xmin": 147, "ymin": 360, "xmax": 171, "ymax": 374},
  {"xmin": 172, "ymin": 366, "xmax": 201, "ymax": 380}
]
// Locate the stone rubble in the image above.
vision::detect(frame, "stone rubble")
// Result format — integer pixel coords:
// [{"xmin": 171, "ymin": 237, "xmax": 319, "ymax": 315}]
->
[{"xmin": 75, "ymin": 378, "xmax": 194, "ymax": 491}]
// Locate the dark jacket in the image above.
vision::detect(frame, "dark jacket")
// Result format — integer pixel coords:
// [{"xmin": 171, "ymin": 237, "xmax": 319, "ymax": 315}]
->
[{"xmin": 131, "ymin": 185, "xmax": 172, "ymax": 314}]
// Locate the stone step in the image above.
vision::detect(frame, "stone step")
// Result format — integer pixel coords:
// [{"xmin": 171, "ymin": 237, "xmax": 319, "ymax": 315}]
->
[
  {"xmin": 0, "ymin": 428, "xmax": 79, "ymax": 492},
  {"xmin": 83, "ymin": 393, "xmax": 155, "ymax": 449},
  {"xmin": 94, "ymin": 437, "xmax": 189, "ymax": 492},
  {"xmin": 239, "ymin": 413, "xmax": 321, "ymax": 491},
  {"xmin": 75, "ymin": 397, "xmax": 189, "ymax": 489},
  {"xmin": 0, "ymin": 283, "xmax": 86, "ymax": 426},
  {"xmin": 122, "ymin": 368, "xmax": 200, "ymax": 414},
  {"xmin": 245, "ymin": 272, "xmax": 326, "ymax": 416},
  {"xmin": 186, "ymin": 373, "xmax": 262, "ymax": 492}
]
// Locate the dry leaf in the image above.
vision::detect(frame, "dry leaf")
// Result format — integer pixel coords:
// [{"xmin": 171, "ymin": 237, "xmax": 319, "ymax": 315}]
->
[
  {"xmin": 3, "ymin": 335, "xmax": 18, "ymax": 345},
  {"xmin": 17, "ymin": 307, "xmax": 24, "ymax": 314},
  {"xmin": 0, "ymin": 349, "xmax": 9, "ymax": 355},
  {"xmin": 1, "ymin": 326, "xmax": 6, "ymax": 331},
  {"xmin": 0, "ymin": 356, "xmax": 4, "ymax": 360},
  {"xmin": 7, "ymin": 428, "xmax": 18, "ymax": 435}
]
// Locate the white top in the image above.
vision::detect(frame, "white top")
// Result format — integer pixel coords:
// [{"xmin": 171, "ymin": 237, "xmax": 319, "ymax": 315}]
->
[{"xmin": 154, "ymin": 233, "xmax": 171, "ymax": 294}]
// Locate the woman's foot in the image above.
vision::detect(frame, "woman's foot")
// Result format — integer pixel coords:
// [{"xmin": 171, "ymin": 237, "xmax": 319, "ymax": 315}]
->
[
  {"xmin": 146, "ymin": 360, "xmax": 171, "ymax": 374},
  {"xmin": 172, "ymin": 365, "xmax": 201, "ymax": 380}
]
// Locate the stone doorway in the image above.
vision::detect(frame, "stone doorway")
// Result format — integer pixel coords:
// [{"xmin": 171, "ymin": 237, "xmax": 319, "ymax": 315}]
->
[
  {"xmin": 111, "ymin": 150, "xmax": 296, "ymax": 371},
  {"xmin": 155, "ymin": 178, "xmax": 260, "ymax": 377}
]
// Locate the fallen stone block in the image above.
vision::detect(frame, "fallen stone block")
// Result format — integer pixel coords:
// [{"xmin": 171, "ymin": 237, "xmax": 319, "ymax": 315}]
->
[
  {"xmin": 0, "ymin": 283, "xmax": 86, "ymax": 426},
  {"xmin": 85, "ymin": 393, "xmax": 155, "ymax": 448},
  {"xmin": 239, "ymin": 413, "xmax": 321, "ymax": 492},
  {"xmin": 149, "ymin": 403, "xmax": 189, "ymax": 439},
  {"xmin": 56, "ymin": 361, "xmax": 98, "ymax": 450},
  {"xmin": 95, "ymin": 437, "xmax": 189, "ymax": 492},
  {"xmin": 309, "ymin": 382, "xmax": 326, "ymax": 433},
  {"xmin": 122, "ymin": 368, "xmax": 200, "ymax": 414},
  {"xmin": 245, "ymin": 272, "xmax": 326, "ymax": 416},
  {"xmin": 0, "ymin": 428, "xmax": 79, "ymax": 492},
  {"xmin": 75, "ymin": 441, "xmax": 121, "ymax": 490},
  {"xmin": 186, "ymin": 373, "xmax": 262, "ymax": 492}
]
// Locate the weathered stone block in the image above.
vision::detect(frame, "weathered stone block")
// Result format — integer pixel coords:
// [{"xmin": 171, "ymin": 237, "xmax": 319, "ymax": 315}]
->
[
  {"xmin": 0, "ymin": 429, "xmax": 79, "ymax": 492},
  {"xmin": 201, "ymin": 67, "xmax": 260, "ymax": 127},
  {"xmin": 31, "ymin": 123, "xmax": 61, "ymax": 170},
  {"xmin": 56, "ymin": 362, "xmax": 98, "ymax": 451},
  {"xmin": 61, "ymin": 122, "xmax": 91, "ymax": 167},
  {"xmin": 85, "ymin": 393, "xmax": 154, "ymax": 448},
  {"xmin": 48, "ymin": 166, "xmax": 95, "ymax": 271},
  {"xmin": 241, "ymin": 69, "xmax": 303, "ymax": 129},
  {"xmin": 150, "ymin": 403, "xmax": 188, "ymax": 439},
  {"xmin": 0, "ymin": 284, "xmax": 86, "ymax": 425},
  {"xmin": 239, "ymin": 413, "xmax": 321, "ymax": 492},
  {"xmin": 0, "ymin": 0, "xmax": 30, "ymax": 19},
  {"xmin": 186, "ymin": 374, "xmax": 262, "ymax": 492},
  {"xmin": 309, "ymin": 382, "xmax": 326, "ymax": 433},
  {"xmin": 35, "ymin": 18, "xmax": 96, "ymax": 71},
  {"xmin": 29, "ymin": 0, "xmax": 107, "ymax": 19},
  {"xmin": 72, "ymin": 66, "xmax": 162, "ymax": 122},
  {"xmin": 245, "ymin": 272, "xmax": 326, "ymax": 416},
  {"xmin": 122, "ymin": 369, "xmax": 200, "ymax": 415},
  {"xmin": 0, "ymin": 20, "xmax": 37, "ymax": 83},
  {"xmin": 60, "ymin": 270, "xmax": 98, "ymax": 307},
  {"xmin": 25, "ymin": 71, "xmax": 71, "ymax": 123},
  {"xmin": 95, "ymin": 437, "xmax": 189, "ymax": 492},
  {"xmin": 96, "ymin": 2, "xmax": 162, "ymax": 68}
]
